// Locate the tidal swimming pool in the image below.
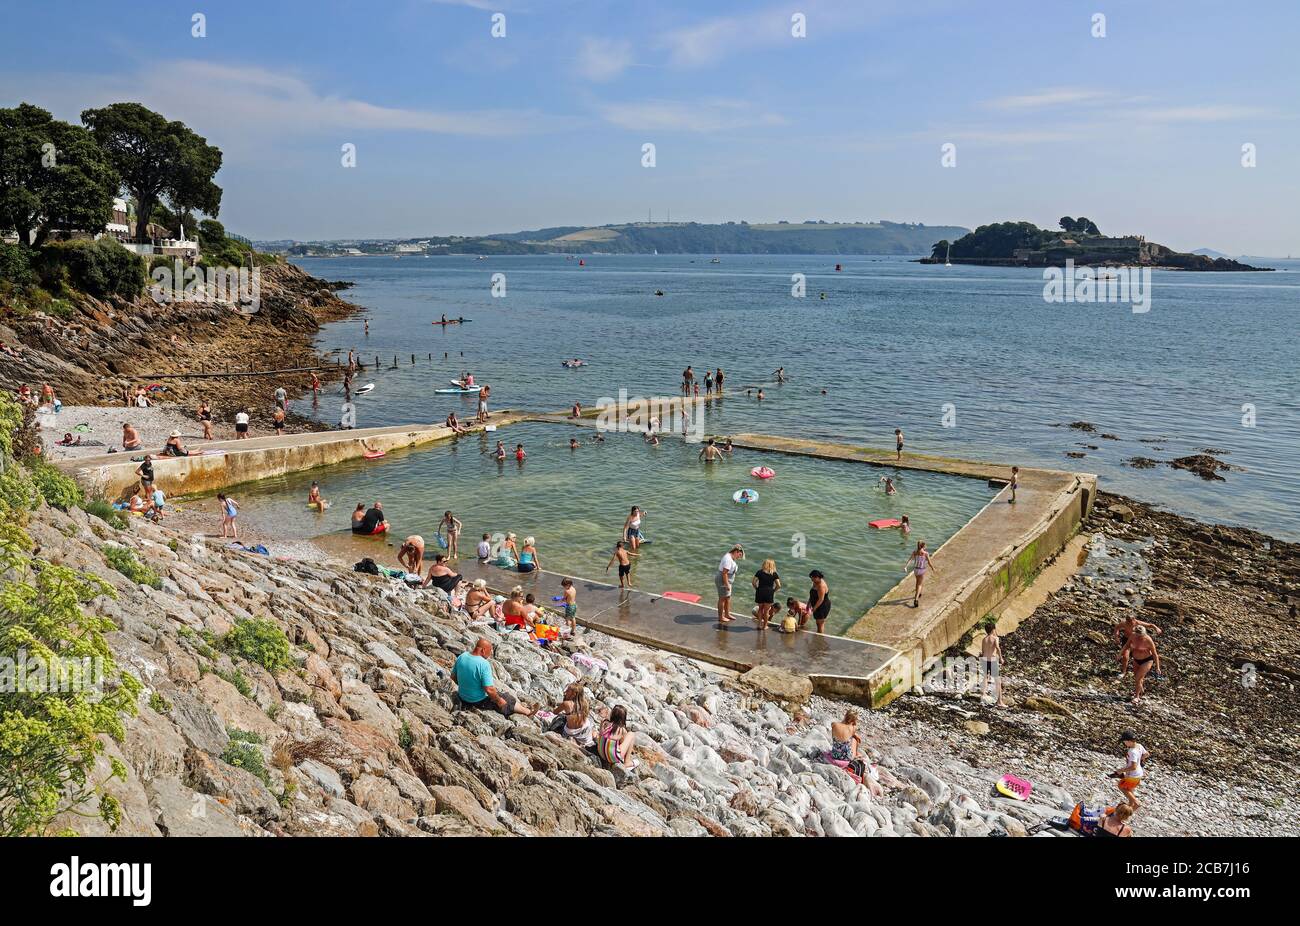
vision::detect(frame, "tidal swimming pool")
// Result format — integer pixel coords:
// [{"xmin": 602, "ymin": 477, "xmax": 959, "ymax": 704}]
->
[{"xmin": 223, "ymin": 420, "xmax": 998, "ymax": 634}]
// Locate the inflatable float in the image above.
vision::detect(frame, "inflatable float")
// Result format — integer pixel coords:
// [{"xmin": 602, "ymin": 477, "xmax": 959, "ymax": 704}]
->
[
  {"xmin": 362, "ymin": 450, "xmax": 386, "ymax": 459},
  {"xmin": 868, "ymin": 518, "xmax": 902, "ymax": 529},
  {"xmin": 995, "ymin": 774, "xmax": 1033, "ymax": 801},
  {"xmin": 662, "ymin": 591, "xmax": 702, "ymax": 603},
  {"xmin": 750, "ymin": 466, "xmax": 775, "ymax": 480},
  {"xmin": 732, "ymin": 489, "xmax": 759, "ymax": 504}
]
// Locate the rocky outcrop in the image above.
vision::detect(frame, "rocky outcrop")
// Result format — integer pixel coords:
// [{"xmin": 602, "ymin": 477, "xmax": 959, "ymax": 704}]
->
[{"xmin": 33, "ymin": 500, "xmax": 1084, "ymax": 838}]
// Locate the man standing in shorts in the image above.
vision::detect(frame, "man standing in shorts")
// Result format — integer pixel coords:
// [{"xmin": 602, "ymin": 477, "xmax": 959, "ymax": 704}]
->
[
  {"xmin": 895, "ymin": 427, "xmax": 904, "ymax": 460},
  {"xmin": 716, "ymin": 544, "xmax": 743, "ymax": 624}
]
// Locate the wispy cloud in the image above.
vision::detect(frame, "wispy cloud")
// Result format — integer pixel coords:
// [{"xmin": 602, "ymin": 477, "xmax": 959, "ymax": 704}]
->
[
  {"xmin": 575, "ymin": 37, "xmax": 635, "ymax": 82},
  {"xmin": 0, "ymin": 60, "xmax": 570, "ymax": 158},
  {"xmin": 596, "ymin": 98, "xmax": 786, "ymax": 133},
  {"xmin": 984, "ymin": 87, "xmax": 1127, "ymax": 110}
]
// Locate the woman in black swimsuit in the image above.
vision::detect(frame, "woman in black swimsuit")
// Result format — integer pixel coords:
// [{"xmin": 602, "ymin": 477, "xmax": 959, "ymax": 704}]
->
[
  {"xmin": 752, "ymin": 558, "xmax": 781, "ymax": 629},
  {"xmin": 198, "ymin": 401, "xmax": 213, "ymax": 441},
  {"xmin": 421, "ymin": 554, "xmax": 463, "ymax": 594},
  {"xmin": 807, "ymin": 570, "xmax": 831, "ymax": 633}
]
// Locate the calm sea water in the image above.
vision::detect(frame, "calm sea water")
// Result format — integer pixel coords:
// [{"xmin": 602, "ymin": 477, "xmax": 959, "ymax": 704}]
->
[
  {"xmin": 291, "ymin": 254, "xmax": 1300, "ymax": 541},
  {"xmin": 228, "ymin": 420, "xmax": 997, "ymax": 633}
]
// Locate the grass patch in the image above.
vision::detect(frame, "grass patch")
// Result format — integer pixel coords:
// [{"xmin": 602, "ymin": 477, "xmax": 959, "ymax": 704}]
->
[
  {"xmin": 82, "ymin": 498, "xmax": 128, "ymax": 530},
  {"xmin": 221, "ymin": 729, "xmax": 271, "ymax": 787},
  {"xmin": 214, "ymin": 666, "xmax": 253, "ymax": 699}
]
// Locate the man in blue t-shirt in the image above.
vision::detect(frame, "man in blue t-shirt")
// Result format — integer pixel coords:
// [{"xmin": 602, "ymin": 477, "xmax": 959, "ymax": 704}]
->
[{"xmin": 452, "ymin": 638, "xmax": 531, "ymax": 718}]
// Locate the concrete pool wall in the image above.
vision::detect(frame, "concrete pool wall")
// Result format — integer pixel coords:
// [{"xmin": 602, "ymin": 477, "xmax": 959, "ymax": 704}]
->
[{"xmin": 58, "ymin": 413, "xmax": 1095, "ymax": 708}]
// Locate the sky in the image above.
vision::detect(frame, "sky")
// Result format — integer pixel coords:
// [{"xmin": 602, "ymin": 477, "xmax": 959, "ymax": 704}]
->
[{"xmin": 2, "ymin": 0, "xmax": 1297, "ymax": 254}]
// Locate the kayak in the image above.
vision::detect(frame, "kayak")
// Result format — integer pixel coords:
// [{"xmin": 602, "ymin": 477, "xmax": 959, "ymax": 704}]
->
[{"xmin": 432, "ymin": 319, "xmax": 472, "ymax": 325}]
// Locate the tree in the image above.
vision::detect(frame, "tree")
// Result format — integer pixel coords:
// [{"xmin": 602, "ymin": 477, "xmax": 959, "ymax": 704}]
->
[
  {"xmin": 1059, "ymin": 216, "xmax": 1077, "ymax": 233},
  {"xmin": 0, "ymin": 104, "xmax": 118, "ymax": 248},
  {"xmin": 80, "ymin": 103, "xmax": 222, "ymax": 241},
  {"xmin": 1074, "ymin": 216, "xmax": 1100, "ymax": 236}
]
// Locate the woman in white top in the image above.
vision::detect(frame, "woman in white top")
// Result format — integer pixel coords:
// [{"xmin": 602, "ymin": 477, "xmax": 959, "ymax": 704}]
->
[{"xmin": 234, "ymin": 409, "xmax": 251, "ymax": 439}]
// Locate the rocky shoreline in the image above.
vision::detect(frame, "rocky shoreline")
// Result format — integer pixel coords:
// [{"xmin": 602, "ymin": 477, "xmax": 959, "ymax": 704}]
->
[
  {"xmin": 24, "ymin": 480, "xmax": 1296, "ymax": 838},
  {"xmin": 2, "ymin": 261, "xmax": 362, "ymax": 437}
]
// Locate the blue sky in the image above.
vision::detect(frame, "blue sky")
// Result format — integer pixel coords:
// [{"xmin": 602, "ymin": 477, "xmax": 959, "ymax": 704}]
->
[{"xmin": 2, "ymin": 0, "xmax": 1297, "ymax": 253}]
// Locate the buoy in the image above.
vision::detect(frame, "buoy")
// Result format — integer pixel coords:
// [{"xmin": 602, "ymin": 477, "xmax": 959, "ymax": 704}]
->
[{"xmin": 835, "ymin": 264, "xmax": 842, "ymax": 272}]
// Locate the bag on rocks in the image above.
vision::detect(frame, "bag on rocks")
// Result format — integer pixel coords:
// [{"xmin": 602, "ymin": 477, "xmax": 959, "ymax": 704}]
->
[{"xmin": 353, "ymin": 558, "xmax": 380, "ymax": 575}]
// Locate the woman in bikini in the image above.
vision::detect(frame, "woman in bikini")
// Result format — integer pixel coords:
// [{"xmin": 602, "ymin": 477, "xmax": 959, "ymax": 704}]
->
[
  {"xmin": 597, "ymin": 705, "xmax": 638, "ymax": 770},
  {"xmin": 440, "ymin": 511, "xmax": 462, "ymax": 559},
  {"xmin": 1125, "ymin": 626, "xmax": 1162, "ymax": 704},
  {"xmin": 464, "ymin": 579, "xmax": 493, "ymax": 620},
  {"xmin": 905, "ymin": 541, "xmax": 936, "ymax": 608}
]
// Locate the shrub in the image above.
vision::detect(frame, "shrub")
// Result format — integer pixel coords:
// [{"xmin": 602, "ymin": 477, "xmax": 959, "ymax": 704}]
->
[
  {"xmin": 26, "ymin": 458, "xmax": 83, "ymax": 510},
  {"xmin": 38, "ymin": 238, "xmax": 144, "ymax": 300},
  {"xmin": 222, "ymin": 618, "xmax": 293, "ymax": 673},
  {"xmin": 0, "ymin": 464, "xmax": 37, "ymax": 517},
  {"xmin": 148, "ymin": 692, "xmax": 172, "ymax": 714},
  {"xmin": 81, "ymin": 498, "xmax": 127, "ymax": 530},
  {"xmin": 0, "ymin": 524, "xmax": 141, "ymax": 835},
  {"xmin": 101, "ymin": 544, "xmax": 162, "ymax": 589},
  {"xmin": 221, "ymin": 731, "xmax": 271, "ymax": 787},
  {"xmin": 0, "ymin": 242, "xmax": 34, "ymax": 287}
]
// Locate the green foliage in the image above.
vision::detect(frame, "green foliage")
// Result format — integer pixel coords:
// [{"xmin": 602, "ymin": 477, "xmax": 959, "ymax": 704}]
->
[
  {"xmin": 221, "ymin": 732, "xmax": 270, "ymax": 787},
  {"xmin": 37, "ymin": 238, "xmax": 143, "ymax": 300},
  {"xmin": 0, "ymin": 242, "xmax": 34, "ymax": 286},
  {"xmin": 100, "ymin": 544, "xmax": 162, "ymax": 590},
  {"xmin": 82, "ymin": 498, "xmax": 127, "ymax": 530},
  {"xmin": 25, "ymin": 458, "xmax": 84, "ymax": 510},
  {"xmin": 0, "ymin": 504, "xmax": 141, "ymax": 835},
  {"xmin": 82, "ymin": 102, "xmax": 223, "ymax": 241},
  {"xmin": 934, "ymin": 221, "xmax": 1053, "ymax": 260},
  {"xmin": 214, "ymin": 666, "xmax": 252, "ymax": 698},
  {"xmin": 398, "ymin": 720, "xmax": 414, "ymax": 752},
  {"xmin": 148, "ymin": 692, "xmax": 171, "ymax": 714},
  {"xmin": 0, "ymin": 103, "xmax": 118, "ymax": 249},
  {"xmin": 222, "ymin": 618, "xmax": 293, "ymax": 673},
  {"xmin": 0, "ymin": 392, "xmax": 26, "ymax": 459},
  {"xmin": 0, "ymin": 464, "xmax": 37, "ymax": 517}
]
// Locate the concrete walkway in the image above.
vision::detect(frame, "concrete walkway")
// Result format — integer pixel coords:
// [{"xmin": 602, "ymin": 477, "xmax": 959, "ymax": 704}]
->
[{"xmin": 452, "ymin": 558, "xmax": 895, "ymax": 691}]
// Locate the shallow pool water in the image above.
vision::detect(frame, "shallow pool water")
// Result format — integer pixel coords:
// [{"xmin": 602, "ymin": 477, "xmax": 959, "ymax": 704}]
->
[{"xmin": 223, "ymin": 421, "xmax": 997, "ymax": 633}]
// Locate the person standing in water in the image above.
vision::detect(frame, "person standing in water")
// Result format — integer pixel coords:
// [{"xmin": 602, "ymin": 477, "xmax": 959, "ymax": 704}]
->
[
  {"xmin": 440, "ymin": 511, "xmax": 462, "ymax": 559},
  {"xmin": 622, "ymin": 505, "xmax": 646, "ymax": 552},
  {"xmin": 895, "ymin": 428, "xmax": 904, "ymax": 460},
  {"xmin": 715, "ymin": 368, "xmax": 725, "ymax": 393},
  {"xmin": 704, "ymin": 369, "xmax": 714, "ymax": 394},
  {"xmin": 682, "ymin": 366, "xmax": 694, "ymax": 394},
  {"xmin": 806, "ymin": 570, "xmax": 831, "ymax": 633},
  {"xmin": 905, "ymin": 541, "xmax": 935, "ymax": 608},
  {"xmin": 307, "ymin": 481, "xmax": 328, "ymax": 512},
  {"xmin": 477, "ymin": 384, "xmax": 490, "ymax": 423},
  {"xmin": 698, "ymin": 438, "xmax": 725, "ymax": 463},
  {"xmin": 752, "ymin": 558, "xmax": 781, "ymax": 629}
]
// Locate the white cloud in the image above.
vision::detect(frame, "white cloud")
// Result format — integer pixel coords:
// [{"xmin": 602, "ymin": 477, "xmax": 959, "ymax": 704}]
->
[
  {"xmin": 575, "ymin": 37, "xmax": 635, "ymax": 82},
  {"xmin": 984, "ymin": 87, "xmax": 1122, "ymax": 110},
  {"xmin": 0, "ymin": 60, "xmax": 571, "ymax": 160},
  {"xmin": 596, "ymin": 98, "xmax": 786, "ymax": 133}
]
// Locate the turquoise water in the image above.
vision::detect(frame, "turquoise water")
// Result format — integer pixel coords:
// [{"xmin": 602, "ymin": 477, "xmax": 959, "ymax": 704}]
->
[
  {"xmin": 227, "ymin": 420, "xmax": 996, "ymax": 633},
  {"xmin": 292, "ymin": 254, "xmax": 1300, "ymax": 541}
]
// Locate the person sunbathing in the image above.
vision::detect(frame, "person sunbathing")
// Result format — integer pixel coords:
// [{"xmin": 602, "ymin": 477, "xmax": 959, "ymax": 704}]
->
[
  {"xmin": 127, "ymin": 492, "xmax": 146, "ymax": 513},
  {"xmin": 463, "ymin": 579, "xmax": 494, "ymax": 619},
  {"xmin": 421, "ymin": 554, "xmax": 463, "ymax": 594},
  {"xmin": 161, "ymin": 430, "xmax": 190, "ymax": 456}
]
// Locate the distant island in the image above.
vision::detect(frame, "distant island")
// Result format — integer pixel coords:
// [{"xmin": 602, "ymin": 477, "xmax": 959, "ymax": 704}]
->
[
  {"xmin": 259, "ymin": 220, "xmax": 971, "ymax": 257},
  {"xmin": 919, "ymin": 217, "xmax": 1269, "ymax": 271}
]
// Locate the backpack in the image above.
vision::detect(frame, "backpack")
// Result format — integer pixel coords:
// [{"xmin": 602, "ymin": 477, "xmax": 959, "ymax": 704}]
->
[
  {"xmin": 353, "ymin": 558, "xmax": 380, "ymax": 575},
  {"xmin": 1068, "ymin": 802, "xmax": 1105, "ymax": 836}
]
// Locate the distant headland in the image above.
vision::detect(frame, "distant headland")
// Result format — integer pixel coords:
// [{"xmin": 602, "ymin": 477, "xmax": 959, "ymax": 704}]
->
[
  {"xmin": 918, "ymin": 217, "xmax": 1269, "ymax": 271},
  {"xmin": 258, "ymin": 220, "xmax": 971, "ymax": 258}
]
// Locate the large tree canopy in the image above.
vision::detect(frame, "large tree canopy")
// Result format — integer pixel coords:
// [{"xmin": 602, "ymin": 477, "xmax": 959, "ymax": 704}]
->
[
  {"xmin": 1059, "ymin": 215, "xmax": 1101, "ymax": 236},
  {"xmin": 0, "ymin": 104, "xmax": 118, "ymax": 248},
  {"xmin": 81, "ymin": 102, "xmax": 222, "ymax": 240}
]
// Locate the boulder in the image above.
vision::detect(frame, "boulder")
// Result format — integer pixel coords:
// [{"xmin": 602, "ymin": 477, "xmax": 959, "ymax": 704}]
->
[{"xmin": 739, "ymin": 665, "xmax": 813, "ymax": 705}]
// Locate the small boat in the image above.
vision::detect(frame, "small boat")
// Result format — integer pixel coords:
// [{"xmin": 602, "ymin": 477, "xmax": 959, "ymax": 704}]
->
[
  {"xmin": 710, "ymin": 257, "xmax": 721, "ymax": 264},
  {"xmin": 944, "ymin": 243, "xmax": 952, "ymax": 267}
]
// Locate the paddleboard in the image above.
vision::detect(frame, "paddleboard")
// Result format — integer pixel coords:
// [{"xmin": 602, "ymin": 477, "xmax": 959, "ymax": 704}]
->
[
  {"xmin": 732, "ymin": 489, "xmax": 759, "ymax": 504},
  {"xmin": 354, "ymin": 383, "xmax": 376, "ymax": 395},
  {"xmin": 448, "ymin": 380, "xmax": 477, "ymax": 389},
  {"xmin": 435, "ymin": 387, "xmax": 477, "ymax": 394},
  {"xmin": 750, "ymin": 466, "xmax": 775, "ymax": 479},
  {"xmin": 995, "ymin": 774, "xmax": 1033, "ymax": 801},
  {"xmin": 484, "ymin": 425, "xmax": 497, "ymax": 431},
  {"xmin": 662, "ymin": 591, "xmax": 701, "ymax": 603},
  {"xmin": 869, "ymin": 518, "xmax": 902, "ymax": 529},
  {"xmin": 363, "ymin": 450, "xmax": 386, "ymax": 459}
]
